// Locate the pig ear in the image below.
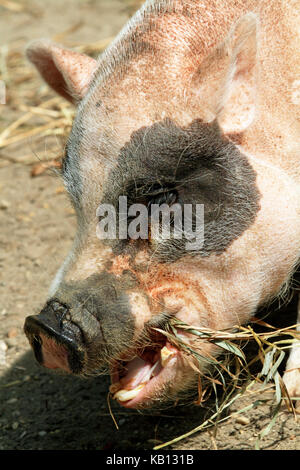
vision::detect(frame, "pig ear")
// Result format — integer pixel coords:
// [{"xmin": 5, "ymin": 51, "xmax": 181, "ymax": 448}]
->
[
  {"xmin": 216, "ymin": 13, "xmax": 258, "ymax": 134},
  {"xmin": 26, "ymin": 39, "xmax": 98, "ymax": 103}
]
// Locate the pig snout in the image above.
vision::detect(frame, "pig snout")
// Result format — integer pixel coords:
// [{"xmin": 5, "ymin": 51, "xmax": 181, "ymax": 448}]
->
[
  {"xmin": 24, "ymin": 299, "xmax": 86, "ymax": 374},
  {"xmin": 24, "ymin": 274, "xmax": 137, "ymax": 376}
]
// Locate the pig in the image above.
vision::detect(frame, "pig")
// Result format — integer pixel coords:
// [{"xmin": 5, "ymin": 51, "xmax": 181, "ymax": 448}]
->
[{"xmin": 24, "ymin": 0, "xmax": 300, "ymax": 409}]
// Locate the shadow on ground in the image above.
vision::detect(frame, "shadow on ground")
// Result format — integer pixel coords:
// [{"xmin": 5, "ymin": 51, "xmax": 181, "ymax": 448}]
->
[{"xmin": 0, "ymin": 349, "xmax": 211, "ymax": 450}]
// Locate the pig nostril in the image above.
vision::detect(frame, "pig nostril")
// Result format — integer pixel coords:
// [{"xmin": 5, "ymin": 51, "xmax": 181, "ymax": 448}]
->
[
  {"xmin": 24, "ymin": 307, "xmax": 85, "ymax": 374},
  {"xmin": 32, "ymin": 334, "xmax": 43, "ymax": 365}
]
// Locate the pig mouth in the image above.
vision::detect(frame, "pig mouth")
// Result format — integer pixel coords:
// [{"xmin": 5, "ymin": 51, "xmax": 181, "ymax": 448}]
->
[
  {"xmin": 25, "ymin": 302, "xmax": 190, "ymax": 408},
  {"xmin": 109, "ymin": 335, "xmax": 182, "ymax": 408}
]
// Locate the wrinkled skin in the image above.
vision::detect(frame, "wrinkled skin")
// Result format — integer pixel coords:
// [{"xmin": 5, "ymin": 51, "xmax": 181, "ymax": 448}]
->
[{"xmin": 24, "ymin": 0, "xmax": 300, "ymax": 409}]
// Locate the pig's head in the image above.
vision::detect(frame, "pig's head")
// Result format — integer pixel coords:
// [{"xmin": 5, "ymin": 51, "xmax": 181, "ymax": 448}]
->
[{"xmin": 24, "ymin": 7, "xmax": 300, "ymax": 408}]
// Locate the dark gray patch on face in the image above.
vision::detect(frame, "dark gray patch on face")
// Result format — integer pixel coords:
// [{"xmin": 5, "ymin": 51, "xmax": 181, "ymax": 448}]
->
[{"xmin": 101, "ymin": 118, "xmax": 261, "ymax": 260}]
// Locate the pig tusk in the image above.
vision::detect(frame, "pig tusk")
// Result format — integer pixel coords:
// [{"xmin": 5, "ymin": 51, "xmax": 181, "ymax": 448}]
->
[{"xmin": 113, "ymin": 384, "xmax": 145, "ymax": 402}]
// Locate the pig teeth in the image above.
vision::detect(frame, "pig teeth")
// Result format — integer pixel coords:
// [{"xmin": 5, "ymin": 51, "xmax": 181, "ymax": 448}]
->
[
  {"xmin": 160, "ymin": 346, "xmax": 176, "ymax": 367},
  {"xmin": 113, "ymin": 384, "xmax": 145, "ymax": 402}
]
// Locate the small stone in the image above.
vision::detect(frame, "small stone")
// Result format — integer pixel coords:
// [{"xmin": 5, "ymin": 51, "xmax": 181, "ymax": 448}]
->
[
  {"xmin": 65, "ymin": 208, "xmax": 75, "ymax": 216},
  {"xmin": 118, "ymin": 418, "xmax": 126, "ymax": 426},
  {"xmin": 55, "ymin": 186, "xmax": 65, "ymax": 194},
  {"xmin": 6, "ymin": 398, "xmax": 18, "ymax": 404},
  {"xmin": 7, "ymin": 328, "xmax": 18, "ymax": 339},
  {"xmin": 38, "ymin": 431, "xmax": 47, "ymax": 437},
  {"xmin": 0, "ymin": 199, "xmax": 10, "ymax": 210},
  {"xmin": 235, "ymin": 416, "xmax": 250, "ymax": 425},
  {"xmin": 12, "ymin": 422, "xmax": 19, "ymax": 430}
]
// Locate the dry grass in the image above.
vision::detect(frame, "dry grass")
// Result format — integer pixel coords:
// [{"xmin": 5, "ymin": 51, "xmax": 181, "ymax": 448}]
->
[
  {"xmin": 153, "ymin": 317, "xmax": 300, "ymax": 449},
  {"xmin": 0, "ymin": 0, "xmax": 143, "ymax": 170},
  {"xmin": 0, "ymin": 37, "xmax": 104, "ymax": 169}
]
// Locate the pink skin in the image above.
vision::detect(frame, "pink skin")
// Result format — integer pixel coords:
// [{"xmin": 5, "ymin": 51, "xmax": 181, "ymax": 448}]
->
[{"xmin": 39, "ymin": 334, "xmax": 70, "ymax": 372}]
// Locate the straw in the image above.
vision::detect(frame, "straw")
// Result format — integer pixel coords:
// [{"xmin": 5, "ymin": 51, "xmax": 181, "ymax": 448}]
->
[
  {"xmin": 0, "ymin": 0, "xmax": 24, "ymax": 12},
  {"xmin": 152, "ymin": 317, "xmax": 299, "ymax": 449}
]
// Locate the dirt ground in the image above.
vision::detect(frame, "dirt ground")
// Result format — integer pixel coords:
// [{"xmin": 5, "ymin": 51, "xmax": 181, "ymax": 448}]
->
[{"xmin": 0, "ymin": 0, "xmax": 299, "ymax": 451}]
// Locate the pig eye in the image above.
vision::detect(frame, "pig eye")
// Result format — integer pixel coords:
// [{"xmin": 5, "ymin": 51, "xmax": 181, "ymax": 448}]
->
[
  {"xmin": 146, "ymin": 187, "xmax": 179, "ymax": 208},
  {"xmin": 146, "ymin": 187, "xmax": 183, "ymax": 245},
  {"xmin": 125, "ymin": 183, "xmax": 182, "ymax": 244}
]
